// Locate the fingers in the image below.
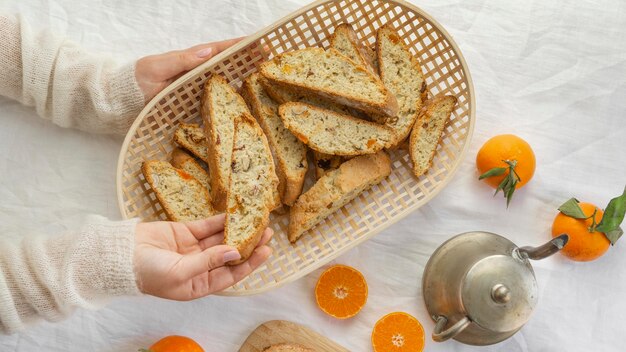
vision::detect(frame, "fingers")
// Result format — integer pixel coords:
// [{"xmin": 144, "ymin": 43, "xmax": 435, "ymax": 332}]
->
[
  {"xmin": 200, "ymin": 245, "xmax": 273, "ymax": 296},
  {"xmin": 173, "ymin": 244, "xmax": 240, "ymax": 281},
  {"xmin": 199, "ymin": 231, "xmax": 224, "ymax": 250},
  {"xmin": 185, "ymin": 213, "xmax": 226, "ymax": 240},
  {"xmin": 141, "ymin": 37, "xmax": 245, "ymax": 81},
  {"xmin": 256, "ymin": 228, "xmax": 274, "ymax": 248}
]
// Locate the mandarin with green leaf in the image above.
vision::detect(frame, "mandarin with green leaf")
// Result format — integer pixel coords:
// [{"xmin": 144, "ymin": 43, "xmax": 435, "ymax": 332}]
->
[
  {"xmin": 553, "ymin": 202, "xmax": 609, "ymax": 262},
  {"xmin": 476, "ymin": 134, "xmax": 536, "ymax": 206}
]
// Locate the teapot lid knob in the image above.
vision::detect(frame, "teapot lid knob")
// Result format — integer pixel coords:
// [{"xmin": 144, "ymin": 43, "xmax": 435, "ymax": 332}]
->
[{"xmin": 491, "ymin": 284, "xmax": 511, "ymax": 304}]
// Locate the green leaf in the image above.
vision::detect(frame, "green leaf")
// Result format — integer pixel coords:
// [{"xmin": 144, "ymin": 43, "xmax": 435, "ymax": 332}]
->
[
  {"xmin": 479, "ymin": 167, "xmax": 507, "ymax": 180},
  {"xmin": 505, "ymin": 179, "xmax": 516, "ymax": 207},
  {"xmin": 558, "ymin": 198, "xmax": 588, "ymax": 219},
  {"xmin": 604, "ymin": 227, "xmax": 624, "ymax": 246},
  {"xmin": 596, "ymin": 186, "xmax": 626, "ymax": 235}
]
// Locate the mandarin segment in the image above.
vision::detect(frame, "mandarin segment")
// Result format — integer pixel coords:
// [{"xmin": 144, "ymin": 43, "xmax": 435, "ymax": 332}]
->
[
  {"xmin": 372, "ymin": 312, "xmax": 425, "ymax": 352},
  {"xmin": 552, "ymin": 202, "xmax": 610, "ymax": 261},
  {"xmin": 315, "ymin": 265, "xmax": 368, "ymax": 319}
]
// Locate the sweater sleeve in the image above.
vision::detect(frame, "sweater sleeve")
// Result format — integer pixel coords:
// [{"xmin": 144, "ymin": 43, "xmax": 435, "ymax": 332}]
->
[
  {"xmin": 0, "ymin": 216, "xmax": 141, "ymax": 334},
  {"xmin": 0, "ymin": 13, "xmax": 146, "ymax": 135}
]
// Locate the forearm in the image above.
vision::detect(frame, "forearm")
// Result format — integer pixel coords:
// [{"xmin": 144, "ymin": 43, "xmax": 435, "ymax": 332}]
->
[
  {"xmin": 0, "ymin": 13, "xmax": 145, "ymax": 135},
  {"xmin": 0, "ymin": 216, "xmax": 141, "ymax": 334}
]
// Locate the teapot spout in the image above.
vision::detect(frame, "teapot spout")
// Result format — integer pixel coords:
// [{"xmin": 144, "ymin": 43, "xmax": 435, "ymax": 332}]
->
[{"xmin": 518, "ymin": 234, "xmax": 569, "ymax": 261}]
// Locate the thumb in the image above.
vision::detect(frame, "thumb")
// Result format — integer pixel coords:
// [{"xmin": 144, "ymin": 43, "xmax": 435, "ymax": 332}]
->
[
  {"xmin": 142, "ymin": 38, "xmax": 245, "ymax": 81},
  {"xmin": 174, "ymin": 245, "xmax": 241, "ymax": 280}
]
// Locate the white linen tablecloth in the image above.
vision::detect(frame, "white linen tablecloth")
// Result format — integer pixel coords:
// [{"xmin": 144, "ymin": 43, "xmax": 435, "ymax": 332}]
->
[{"xmin": 1, "ymin": 0, "xmax": 625, "ymax": 351}]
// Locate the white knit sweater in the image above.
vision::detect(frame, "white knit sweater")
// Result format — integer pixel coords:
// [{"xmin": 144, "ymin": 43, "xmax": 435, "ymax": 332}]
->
[{"xmin": 0, "ymin": 13, "xmax": 146, "ymax": 334}]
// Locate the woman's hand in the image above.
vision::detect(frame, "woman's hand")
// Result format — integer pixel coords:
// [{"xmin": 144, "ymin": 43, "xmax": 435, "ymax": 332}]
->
[
  {"xmin": 135, "ymin": 38, "xmax": 243, "ymax": 102},
  {"xmin": 133, "ymin": 214, "xmax": 273, "ymax": 300}
]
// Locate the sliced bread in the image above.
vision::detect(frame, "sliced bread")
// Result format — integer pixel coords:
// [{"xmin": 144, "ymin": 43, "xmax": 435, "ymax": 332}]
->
[
  {"xmin": 312, "ymin": 150, "xmax": 344, "ymax": 179},
  {"xmin": 377, "ymin": 25, "xmax": 428, "ymax": 146},
  {"xmin": 259, "ymin": 75, "xmax": 353, "ymax": 116},
  {"xmin": 330, "ymin": 23, "xmax": 377, "ymax": 74},
  {"xmin": 224, "ymin": 115, "xmax": 280, "ymax": 264},
  {"xmin": 289, "ymin": 151, "xmax": 392, "ymax": 242},
  {"xmin": 201, "ymin": 75, "xmax": 252, "ymax": 211},
  {"xmin": 263, "ymin": 343, "xmax": 314, "ymax": 352},
  {"xmin": 278, "ymin": 102, "xmax": 396, "ymax": 156},
  {"xmin": 173, "ymin": 123, "xmax": 209, "ymax": 162},
  {"xmin": 241, "ymin": 73, "xmax": 308, "ymax": 206},
  {"xmin": 170, "ymin": 148, "xmax": 211, "ymax": 194},
  {"xmin": 141, "ymin": 160, "xmax": 215, "ymax": 222},
  {"xmin": 260, "ymin": 48, "xmax": 398, "ymax": 117},
  {"xmin": 410, "ymin": 95, "xmax": 457, "ymax": 177}
]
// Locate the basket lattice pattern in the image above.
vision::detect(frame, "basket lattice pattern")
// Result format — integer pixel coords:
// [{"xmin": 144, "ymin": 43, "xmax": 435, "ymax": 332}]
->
[{"xmin": 117, "ymin": 0, "xmax": 474, "ymax": 295}]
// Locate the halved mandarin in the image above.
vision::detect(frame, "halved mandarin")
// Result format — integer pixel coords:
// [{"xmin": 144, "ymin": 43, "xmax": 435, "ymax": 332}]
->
[
  {"xmin": 372, "ymin": 312, "xmax": 425, "ymax": 352},
  {"xmin": 314, "ymin": 265, "xmax": 368, "ymax": 319}
]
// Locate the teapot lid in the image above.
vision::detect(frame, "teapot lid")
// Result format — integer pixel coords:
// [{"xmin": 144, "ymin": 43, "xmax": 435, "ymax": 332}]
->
[{"xmin": 461, "ymin": 251, "xmax": 538, "ymax": 333}]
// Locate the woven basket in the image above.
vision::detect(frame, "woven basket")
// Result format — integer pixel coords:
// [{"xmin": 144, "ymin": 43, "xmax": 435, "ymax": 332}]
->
[{"xmin": 117, "ymin": 0, "xmax": 475, "ymax": 296}]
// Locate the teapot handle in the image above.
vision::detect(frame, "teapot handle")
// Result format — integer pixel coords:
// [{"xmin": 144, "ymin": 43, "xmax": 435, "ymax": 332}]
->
[{"xmin": 432, "ymin": 315, "xmax": 471, "ymax": 342}]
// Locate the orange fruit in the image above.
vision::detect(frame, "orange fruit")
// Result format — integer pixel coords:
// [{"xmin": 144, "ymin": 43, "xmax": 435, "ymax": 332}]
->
[
  {"xmin": 315, "ymin": 265, "xmax": 368, "ymax": 319},
  {"xmin": 552, "ymin": 202, "xmax": 609, "ymax": 261},
  {"xmin": 371, "ymin": 312, "xmax": 425, "ymax": 352},
  {"xmin": 144, "ymin": 335, "xmax": 204, "ymax": 352},
  {"xmin": 476, "ymin": 134, "xmax": 536, "ymax": 189}
]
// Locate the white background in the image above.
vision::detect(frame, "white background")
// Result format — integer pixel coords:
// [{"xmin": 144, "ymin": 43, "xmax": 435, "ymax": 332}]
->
[{"xmin": 1, "ymin": 0, "xmax": 626, "ymax": 351}]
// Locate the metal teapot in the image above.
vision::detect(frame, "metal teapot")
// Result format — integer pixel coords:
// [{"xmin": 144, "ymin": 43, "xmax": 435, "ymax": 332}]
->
[{"xmin": 422, "ymin": 231, "xmax": 568, "ymax": 345}]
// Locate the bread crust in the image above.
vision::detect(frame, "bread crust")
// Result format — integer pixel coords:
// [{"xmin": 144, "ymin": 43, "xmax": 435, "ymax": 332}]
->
[
  {"xmin": 224, "ymin": 115, "xmax": 279, "ymax": 264},
  {"xmin": 288, "ymin": 151, "xmax": 392, "ymax": 242},
  {"xmin": 172, "ymin": 123, "xmax": 209, "ymax": 162},
  {"xmin": 260, "ymin": 47, "xmax": 398, "ymax": 117},
  {"xmin": 330, "ymin": 23, "xmax": 377, "ymax": 74},
  {"xmin": 141, "ymin": 160, "xmax": 213, "ymax": 222},
  {"xmin": 376, "ymin": 24, "xmax": 427, "ymax": 148},
  {"xmin": 201, "ymin": 75, "xmax": 252, "ymax": 211},
  {"xmin": 241, "ymin": 73, "xmax": 307, "ymax": 206},
  {"xmin": 278, "ymin": 102, "xmax": 396, "ymax": 156},
  {"xmin": 409, "ymin": 95, "xmax": 457, "ymax": 177}
]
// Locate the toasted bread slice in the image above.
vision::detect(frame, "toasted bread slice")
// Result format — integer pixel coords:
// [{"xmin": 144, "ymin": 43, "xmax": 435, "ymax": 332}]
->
[
  {"xmin": 259, "ymin": 76, "xmax": 353, "ymax": 115},
  {"xmin": 141, "ymin": 160, "xmax": 215, "ymax": 222},
  {"xmin": 224, "ymin": 115, "xmax": 279, "ymax": 264},
  {"xmin": 241, "ymin": 73, "xmax": 308, "ymax": 206},
  {"xmin": 263, "ymin": 343, "xmax": 314, "ymax": 352},
  {"xmin": 259, "ymin": 76, "xmax": 371, "ymax": 121},
  {"xmin": 289, "ymin": 151, "xmax": 392, "ymax": 242},
  {"xmin": 362, "ymin": 44, "xmax": 379, "ymax": 74},
  {"xmin": 170, "ymin": 148, "xmax": 211, "ymax": 194},
  {"xmin": 260, "ymin": 48, "xmax": 398, "ymax": 117},
  {"xmin": 330, "ymin": 23, "xmax": 377, "ymax": 74},
  {"xmin": 312, "ymin": 150, "xmax": 344, "ymax": 179},
  {"xmin": 173, "ymin": 123, "xmax": 209, "ymax": 162},
  {"xmin": 201, "ymin": 75, "xmax": 252, "ymax": 211},
  {"xmin": 279, "ymin": 102, "xmax": 396, "ymax": 156},
  {"xmin": 377, "ymin": 25, "xmax": 428, "ymax": 146},
  {"xmin": 410, "ymin": 95, "xmax": 457, "ymax": 177}
]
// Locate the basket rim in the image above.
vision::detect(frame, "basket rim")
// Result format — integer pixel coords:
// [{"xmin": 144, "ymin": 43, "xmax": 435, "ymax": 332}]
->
[{"xmin": 116, "ymin": 0, "xmax": 476, "ymax": 296}]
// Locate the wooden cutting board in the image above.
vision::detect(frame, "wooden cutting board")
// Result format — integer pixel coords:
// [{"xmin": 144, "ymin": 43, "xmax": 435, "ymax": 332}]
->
[{"xmin": 238, "ymin": 320, "xmax": 349, "ymax": 351}]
